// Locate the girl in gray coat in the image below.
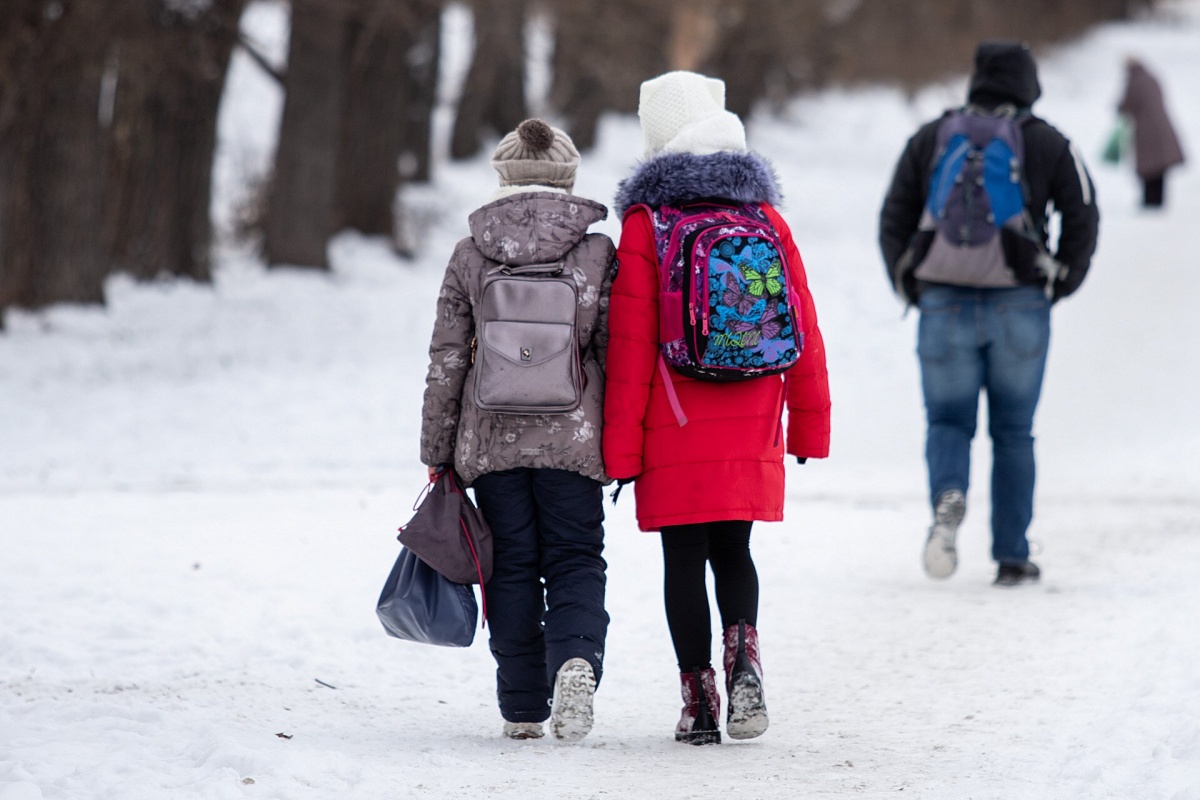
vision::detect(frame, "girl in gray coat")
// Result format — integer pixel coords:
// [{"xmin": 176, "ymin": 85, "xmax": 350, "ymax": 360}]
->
[{"xmin": 419, "ymin": 119, "xmax": 617, "ymax": 742}]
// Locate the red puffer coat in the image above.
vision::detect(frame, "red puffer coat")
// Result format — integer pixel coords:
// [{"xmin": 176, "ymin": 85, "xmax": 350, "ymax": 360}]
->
[{"xmin": 602, "ymin": 203, "xmax": 831, "ymax": 531}]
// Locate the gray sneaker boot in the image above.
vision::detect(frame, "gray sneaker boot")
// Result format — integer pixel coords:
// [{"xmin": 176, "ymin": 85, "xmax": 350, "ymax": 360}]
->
[
  {"xmin": 923, "ymin": 489, "xmax": 966, "ymax": 579},
  {"xmin": 502, "ymin": 721, "xmax": 544, "ymax": 740},
  {"xmin": 549, "ymin": 658, "xmax": 596, "ymax": 743}
]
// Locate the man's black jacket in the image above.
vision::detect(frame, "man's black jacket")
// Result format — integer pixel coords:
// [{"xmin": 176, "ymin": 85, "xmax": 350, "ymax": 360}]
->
[{"xmin": 878, "ymin": 42, "xmax": 1100, "ymax": 302}]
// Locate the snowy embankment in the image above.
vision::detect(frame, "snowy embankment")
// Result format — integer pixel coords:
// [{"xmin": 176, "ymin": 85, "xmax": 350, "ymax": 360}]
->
[{"xmin": 2, "ymin": 3, "xmax": 1199, "ymax": 799}]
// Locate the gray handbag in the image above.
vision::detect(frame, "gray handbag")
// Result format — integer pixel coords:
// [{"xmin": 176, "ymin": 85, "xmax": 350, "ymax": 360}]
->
[
  {"xmin": 473, "ymin": 262, "xmax": 583, "ymax": 414},
  {"xmin": 397, "ymin": 470, "xmax": 493, "ymax": 585}
]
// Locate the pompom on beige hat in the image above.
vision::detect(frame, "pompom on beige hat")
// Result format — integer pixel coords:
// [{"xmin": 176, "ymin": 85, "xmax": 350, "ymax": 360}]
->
[{"xmin": 491, "ymin": 119, "xmax": 580, "ymax": 190}]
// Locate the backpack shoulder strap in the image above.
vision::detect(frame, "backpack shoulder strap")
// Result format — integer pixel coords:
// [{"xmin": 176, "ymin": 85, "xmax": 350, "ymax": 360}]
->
[
  {"xmin": 621, "ymin": 203, "xmax": 655, "ymax": 223},
  {"xmin": 932, "ymin": 107, "xmax": 967, "ymax": 154}
]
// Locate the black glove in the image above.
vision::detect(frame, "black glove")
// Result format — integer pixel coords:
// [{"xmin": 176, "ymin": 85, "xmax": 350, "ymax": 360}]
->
[
  {"xmin": 610, "ymin": 477, "xmax": 635, "ymax": 503},
  {"xmin": 1050, "ymin": 279, "xmax": 1071, "ymax": 304},
  {"xmin": 795, "ymin": 457, "xmax": 808, "ymax": 465}
]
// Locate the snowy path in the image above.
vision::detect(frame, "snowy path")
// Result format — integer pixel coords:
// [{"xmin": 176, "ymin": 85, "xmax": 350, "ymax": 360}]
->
[
  {"xmin": 2, "ymin": 490, "xmax": 1197, "ymax": 799},
  {"xmin": 3, "ymin": 5, "xmax": 1200, "ymax": 799}
]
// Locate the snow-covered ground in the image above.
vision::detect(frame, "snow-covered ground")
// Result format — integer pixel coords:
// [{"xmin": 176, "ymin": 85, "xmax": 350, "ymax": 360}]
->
[{"xmin": 3, "ymin": 3, "xmax": 1200, "ymax": 798}]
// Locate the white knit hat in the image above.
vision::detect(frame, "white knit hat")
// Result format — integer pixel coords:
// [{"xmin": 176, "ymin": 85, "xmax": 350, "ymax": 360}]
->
[
  {"xmin": 637, "ymin": 71, "xmax": 747, "ymax": 156},
  {"xmin": 491, "ymin": 119, "xmax": 580, "ymax": 190}
]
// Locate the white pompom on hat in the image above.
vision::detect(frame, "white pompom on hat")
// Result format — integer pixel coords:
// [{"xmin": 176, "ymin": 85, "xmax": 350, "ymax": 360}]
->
[
  {"xmin": 637, "ymin": 70, "xmax": 747, "ymax": 156},
  {"xmin": 491, "ymin": 119, "xmax": 580, "ymax": 190}
]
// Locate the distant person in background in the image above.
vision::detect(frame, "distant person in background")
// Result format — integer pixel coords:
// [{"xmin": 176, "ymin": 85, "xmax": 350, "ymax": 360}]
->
[
  {"xmin": 879, "ymin": 41, "xmax": 1099, "ymax": 587},
  {"xmin": 420, "ymin": 119, "xmax": 616, "ymax": 742},
  {"xmin": 605, "ymin": 71, "xmax": 830, "ymax": 744},
  {"xmin": 1118, "ymin": 56, "xmax": 1185, "ymax": 208}
]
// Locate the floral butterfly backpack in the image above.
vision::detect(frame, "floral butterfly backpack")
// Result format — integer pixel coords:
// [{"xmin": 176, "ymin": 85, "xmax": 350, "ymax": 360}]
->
[{"xmin": 626, "ymin": 201, "xmax": 804, "ymax": 425}]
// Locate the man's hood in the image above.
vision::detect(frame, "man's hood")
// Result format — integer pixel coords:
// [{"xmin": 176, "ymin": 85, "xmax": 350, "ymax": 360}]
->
[
  {"xmin": 967, "ymin": 40, "xmax": 1042, "ymax": 109},
  {"xmin": 468, "ymin": 191, "xmax": 607, "ymax": 266}
]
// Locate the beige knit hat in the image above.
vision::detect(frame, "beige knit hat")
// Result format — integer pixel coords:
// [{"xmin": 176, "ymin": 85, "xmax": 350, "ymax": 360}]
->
[
  {"xmin": 491, "ymin": 119, "xmax": 580, "ymax": 190},
  {"xmin": 638, "ymin": 70, "xmax": 747, "ymax": 156}
]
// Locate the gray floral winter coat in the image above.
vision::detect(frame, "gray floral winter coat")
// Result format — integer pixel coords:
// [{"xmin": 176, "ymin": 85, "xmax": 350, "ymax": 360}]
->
[{"xmin": 420, "ymin": 190, "xmax": 617, "ymax": 486}]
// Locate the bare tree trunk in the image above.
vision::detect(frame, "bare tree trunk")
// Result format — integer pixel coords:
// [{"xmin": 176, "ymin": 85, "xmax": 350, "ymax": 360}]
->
[
  {"xmin": 335, "ymin": 5, "xmax": 410, "ymax": 235},
  {"xmin": 265, "ymin": 0, "xmax": 349, "ymax": 269},
  {"xmin": 548, "ymin": 0, "xmax": 669, "ymax": 151},
  {"xmin": 667, "ymin": 0, "xmax": 720, "ymax": 71},
  {"xmin": 105, "ymin": 0, "xmax": 246, "ymax": 283},
  {"xmin": 702, "ymin": 0, "xmax": 824, "ymax": 119},
  {"xmin": 336, "ymin": 1, "xmax": 441, "ymax": 235},
  {"xmin": 399, "ymin": 5, "xmax": 440, "ymax": 183},
  {"xmin": 0, "ymin": 1, "xmax": 114, "ymax": 321},
  {"xmin": 548, "ymin": 0, "xmax": 607, "ymax": 152},
  {"xmin": 450, "ymin": 0, "xmax": 527, "ymax": 160},
  {"xmin": 268, "ymin": 0, "xmax": 439, "ymax": 259}
]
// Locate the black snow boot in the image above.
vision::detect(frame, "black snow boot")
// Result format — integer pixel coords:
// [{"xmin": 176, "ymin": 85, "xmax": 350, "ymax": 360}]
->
[
  {"xmin": 994, "ymin": 561, "xmax": 1041, "ymax": 587},
  {"xmin": 675, "ymin": 667, "xmax": 721, "ymax": 745}
]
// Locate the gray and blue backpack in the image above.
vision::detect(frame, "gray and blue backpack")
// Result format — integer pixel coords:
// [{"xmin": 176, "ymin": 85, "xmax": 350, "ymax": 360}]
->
[{"xmin": 903, "ymin": 106, "xmax": 1043, "ymax": 295}]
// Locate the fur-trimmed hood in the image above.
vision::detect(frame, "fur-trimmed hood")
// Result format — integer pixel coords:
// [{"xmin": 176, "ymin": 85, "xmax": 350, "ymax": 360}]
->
[{"xmin": 613, "ymin": 150, "xmax": 782, "ymax": 217}]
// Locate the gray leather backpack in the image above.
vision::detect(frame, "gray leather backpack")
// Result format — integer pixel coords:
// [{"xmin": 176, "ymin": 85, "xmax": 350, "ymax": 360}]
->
[{"xmin": 473, "ymin": 262, "xmax": 583, "ymax": 414}]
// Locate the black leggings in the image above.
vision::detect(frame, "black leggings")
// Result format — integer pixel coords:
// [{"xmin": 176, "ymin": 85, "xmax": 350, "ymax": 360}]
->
[{"xmin": 660, "ymin": 521, "xmax": 758, "ymax": 672}]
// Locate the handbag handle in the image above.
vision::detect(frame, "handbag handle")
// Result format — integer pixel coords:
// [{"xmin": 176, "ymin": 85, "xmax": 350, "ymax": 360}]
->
[
  {"xmin": 494, "ymin": 261, "xmax": 564, "ymax": 277},
  {"xmin": 442, "ymin": 469, "xmax": 489, "ymax": 627},
  {"xmin": 409, "ymin": 472, "xmax": 440, "ymax": 512}
]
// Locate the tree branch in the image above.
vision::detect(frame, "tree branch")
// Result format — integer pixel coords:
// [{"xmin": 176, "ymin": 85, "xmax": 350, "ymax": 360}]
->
[{"xmin": 237, "ymin": 31, "xmax": 286, "ymax": 87}]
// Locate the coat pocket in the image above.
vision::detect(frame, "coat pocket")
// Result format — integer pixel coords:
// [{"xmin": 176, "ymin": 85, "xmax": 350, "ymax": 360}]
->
[{"xmin": 474, "ymin": 320, "xmax": 581, "ymax": 413}]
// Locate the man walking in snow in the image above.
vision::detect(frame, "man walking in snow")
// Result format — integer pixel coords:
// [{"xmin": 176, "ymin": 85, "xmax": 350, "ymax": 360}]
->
[{"xmin": 878, "ymin": 41, "xmax": 1099, "ymax": 586}]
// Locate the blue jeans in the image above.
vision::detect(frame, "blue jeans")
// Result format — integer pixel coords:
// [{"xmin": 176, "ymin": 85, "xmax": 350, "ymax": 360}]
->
[
  {"xmin": 917, "ymin": 285, "xmax": 1050, "ymax": 564},
  {"xmin": 471, "ymin": 468, "xmax": 608, "ymax": 723}
]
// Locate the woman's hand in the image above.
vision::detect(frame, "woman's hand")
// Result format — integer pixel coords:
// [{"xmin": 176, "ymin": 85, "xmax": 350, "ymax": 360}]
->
[{"xmin": 428, "ymin": 465, "xmax": 442, "ymax": 481}]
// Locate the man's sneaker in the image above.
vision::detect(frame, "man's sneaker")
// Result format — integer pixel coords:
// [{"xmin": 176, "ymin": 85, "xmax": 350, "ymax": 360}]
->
[
  {"xmin": 994, "ymin": 561, "xmax": 1041, "ymax": 587},
  {"xmin": 923, "ymin": 489, "xmax": 966, "ymax": 579},
  {"xmin": 502, "ymin": 721, "xmax": 544, "ymax": 740},
  {"xmin": 549, "ymin": 658, "xmax": 596, "ymax": 743}
]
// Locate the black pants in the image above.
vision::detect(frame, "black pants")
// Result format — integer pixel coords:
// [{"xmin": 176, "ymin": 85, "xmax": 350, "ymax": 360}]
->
[
  {"xmin": 1143, "ymin": 173, "xmax": 1165, "ymax": 207},
  {"xmin": 472, "ymin": 468, "xmax": 608, "ymax": 722},
  {"xmin": 660, "ymin": 521, "xmax": 758, "ymax": 672}
]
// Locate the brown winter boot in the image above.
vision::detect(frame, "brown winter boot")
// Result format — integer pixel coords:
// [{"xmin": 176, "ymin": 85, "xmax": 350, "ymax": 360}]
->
[
  {"xmin": 723, "ymin": 620, "xmax": 768, "ymax": 740},
  {"xmin": 675, "ymin": 667, "xmax": 721, "ymax": 745}
]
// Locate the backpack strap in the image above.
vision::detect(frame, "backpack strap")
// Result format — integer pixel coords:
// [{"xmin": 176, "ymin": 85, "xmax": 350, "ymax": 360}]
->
[
  {"xmin": 621, "ymin": 203, "xmax": 654, "ymax": 223},
  {"xmin": 755, "ymin": 202, "xmax": 804, "ymax": 331},
  {"xmin": 626, "ymin": 203, "xmax": 688, "ymax": 426},
  {"xmin": 658, "ymin": 354, "xmax": 688, "ymax": 427}
]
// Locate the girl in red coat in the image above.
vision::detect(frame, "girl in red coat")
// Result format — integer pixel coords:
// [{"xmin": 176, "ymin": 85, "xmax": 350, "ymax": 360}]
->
[{"xmin": 603, "ymin": 71, "xmax": 831, "ymax": 744}]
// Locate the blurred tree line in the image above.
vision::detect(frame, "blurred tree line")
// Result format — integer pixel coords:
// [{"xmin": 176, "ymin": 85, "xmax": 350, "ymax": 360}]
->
[{"xmin": 0, "ymin": 0, "xmax": 1152, "ymax": 325}]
